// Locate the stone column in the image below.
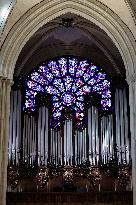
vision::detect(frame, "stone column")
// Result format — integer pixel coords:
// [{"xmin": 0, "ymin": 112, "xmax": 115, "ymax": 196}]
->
[
  {"xmin": 0, "ymin": 77, "xmax": 13, "ymax": 205},
  {"xmin": 127, "ymin": 74, "xmax": 136, "ymax": 205}
]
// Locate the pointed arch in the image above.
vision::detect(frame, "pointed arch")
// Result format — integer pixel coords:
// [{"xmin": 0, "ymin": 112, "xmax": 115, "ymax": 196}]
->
[{"xmin": 0, "ymin": 0, "xmax": 136, "ymax": 80}]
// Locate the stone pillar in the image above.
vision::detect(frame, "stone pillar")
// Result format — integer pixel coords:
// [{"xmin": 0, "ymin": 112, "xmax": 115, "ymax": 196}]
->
[
  {"xmin": 127, "ymin": 74, "xmax": 136, "ymax": 205},
  {"xmin": 0, "ymin": 78, "xmax": 12, "ymax": 205}
]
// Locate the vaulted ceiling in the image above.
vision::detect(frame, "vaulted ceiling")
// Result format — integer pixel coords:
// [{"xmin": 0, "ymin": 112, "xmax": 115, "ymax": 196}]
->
[
  {"xmin": 14, "ymin": 13, "xmax": 125, "ymax": 78},
  {"xmin": 1, "ymin": 0, "xmax": 136, "ymax": 79}
]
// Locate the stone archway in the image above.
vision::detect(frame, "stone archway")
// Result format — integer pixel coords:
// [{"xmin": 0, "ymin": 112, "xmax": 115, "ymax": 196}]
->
[{"xmin": 0, "ymin": 1, "xmax": 136, "ymax": 205}]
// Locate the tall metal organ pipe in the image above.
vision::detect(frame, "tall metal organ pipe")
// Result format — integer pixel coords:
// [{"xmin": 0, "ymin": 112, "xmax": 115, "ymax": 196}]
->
[{"xmin": 8, "ymin": 87, "xmax": 130, "ymax": 166}]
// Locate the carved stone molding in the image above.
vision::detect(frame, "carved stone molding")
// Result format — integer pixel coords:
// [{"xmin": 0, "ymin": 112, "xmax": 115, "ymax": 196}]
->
[
  {"xmin": 0, "ymin": 0, "xmax": 136, "ymax": 79},
  {"xmin": 124, "ymin": 0, "xmax": 136, "ymax": 25},
  {"xmin": 126, "ymin": 73, "xmax": 136, "ymax": 85}
]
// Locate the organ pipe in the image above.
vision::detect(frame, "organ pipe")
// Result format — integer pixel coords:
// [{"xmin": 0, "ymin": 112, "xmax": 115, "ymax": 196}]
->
[
  {"xmin": 8, "ymin": 87, "xmax": 130, "ymax": 167},
  {"xmin": 9, "ymin": 90, "xmax": 22, "ymax": 165}
]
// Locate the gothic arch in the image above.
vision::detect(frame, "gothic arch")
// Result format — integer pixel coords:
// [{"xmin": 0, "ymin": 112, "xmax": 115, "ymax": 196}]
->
[{"xmin": 0, "ymin": 0, "xmax": 136, "ymax": 80}]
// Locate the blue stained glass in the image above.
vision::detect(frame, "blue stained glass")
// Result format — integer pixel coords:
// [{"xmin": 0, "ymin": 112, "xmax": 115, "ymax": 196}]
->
[
  {"xmin": 96, "ymin": 72, "xmax": 106, "ymax": 80},
  {"xmin": 52, "ymin": 106, "xmax": 63, "ymax": 113},
  {"xmin": 53, "ymin": 79, "xmax": 65, "ymax": 92},
  {"xmin": 69, "ymin": 58, "xmax": 78, "ymax": 75},
  {"xmin": 76, "ymin": 61, "xmax": 88, "ymax": 77},
  {"xmin": 88, "ymin": 78, "xmax": 96, "ymax": 86},
  {"xmin": 72, "ymin": 83, "xmax": 78, "ymax": 92},
  {"xmin": 46, "ymin": 72, "xmax": 53, "ymax": 82},
  {"xmin": 77, "ymin": 96, "xmax": 84, "ymax": 101},
  {"xmin": 90, "ymin": 64, "xmax": 99, "ymax": 73},
  {"xmin": 79, "ymin": 60, "xmax": 89, "ymax": 69},
  {"xmin": 83, "ymin": 73, "xmax": 90, "ymax": 82},
  {"xmin": 76, "ymin": 68, "xmax": 84, "ymax": 78},
  {"xmin": 31, "ymin": 72, "xmax": 49, "ymax": 85},
  {"xmin": 99, "ymin": 90, "xmax": 111, "ymax": 99},
  {"xmin": 58, "ymin": 58, "xmax": 67, "ymax": 76},
  {"xmin": 83, "ymin": 85, "xmax": 91, "ymax": 93},
  {"xmin": 26, "ymin": 90, "xmax": 37, "ymax": 98},
  {"xmin": 52, "ymin": 88, "xmax": 60, "ymax": 96},
  {"xmin": 53, "ymin": 102, "xmax": 61, "ymax": 108},
  {"xmin": 101, "ymin": 80, "xmax": 110, "ymax": 89},
  {"xmin": 38, "ymin": 66, "xmax": 53, "ymax": 82},
  {"xmin": 75, "ymin": 79, "xmax": 84, "ymax": 88},
  {"xmin": 27, "ymin": 81, "xmax": 44, "ymax": 92},
  {"xmin": 52, "ymin": 111, "xmax": 62, "ymax": 122},
  {"xmin": 92, "ymin": 84, "xmax": 106, "ymax": 92},
  {"xmin": 101, "ymin": 99, "xmax": 111, "ymax": 109},
  {"xmin": 25, "ymin": 56, "xmax": 112, "ymax": 126},
  {"xmin": 76, "ymin": 102, "xmax": 84, "ymax": 111},
  {"xmin": 53, "ymin": 111, "xmax": 61, "ymax": 118},
  {"xmin": 38, "ymin": 65, "xmax": 49, "ymax": 73},
  {"xmin": 48, "ymin": 61, "xmax": 60, "ymax": 77},
  {"xmin": 64, "ymin": 76, "xmax": 73, "ymax": 91},
  {"xmin": 62, "ymin": 92, "xmax": 75, "ymax": 105},
  {"xmin": 45, "ymin": 85, "xmax": 53, "ymax": 94},
  {"xmin": 76, "ymin": 89, "xmax": 84, "ymax": 96},
  {"xmin": 52, "ymin": 96, "xmax": 59, "ymax": 102},
  {"xmin": 25, "ymin": 98, "xmax": 36, "ymax": 108}
]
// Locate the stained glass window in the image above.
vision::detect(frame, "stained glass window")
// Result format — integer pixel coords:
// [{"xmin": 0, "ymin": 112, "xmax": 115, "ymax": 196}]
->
[{"xmin": 24, "ymin": 57, "xmax": 112, "ymax": 128}]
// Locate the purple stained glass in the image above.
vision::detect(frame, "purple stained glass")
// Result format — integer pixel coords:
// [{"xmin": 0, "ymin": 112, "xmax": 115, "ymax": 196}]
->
[
  {"xmin": 52, "ymin": 88, "xmax": 60, "ymax": 96},
  {"xmin": 53, "ymin": 102, "xmax": 61, "ymax": 108},
  {"xmin": 58, "ymin": 58, "xmax": 67, "ymax": 76},
  {"xmin": 48, "ymin": 61, "xmax": 60, "ymax": 77},
  {"xmin": 83, "ymin": 85, "xmax": 91, "ymax": 93},
  {"xmin": 99, "ymin": 80, "xmax": 110, "ymax": 89},
  {"xmin": 25, "ymin": 98, "xmax": 36, "ymax": 108},
  {"xmin": 53, "ymin": 79, "xmax": 65, "ymax": 92},
  {"xmin": 69, "ymin": 58, "xmax": 78, "ymax": 75},
  {"xmin": 97, "ymin": 72, "xmax": 106, "ymax": 80},
  {"xmin": 31, "ymin": 72, "xmax": 49, "ymax": 85},
  {"xmin": 76, "ymin": 89, "xmax": 84, "ymax": 96},
  {"xmin": 64, "ymin": 76, "xmax": 73, "ymax": 91},
  {"xmin": 93, "ymin": 83, "xmax": 109, "ymax": 92},
  {"xmin": 99, "ymin": 89, "xmax": 111, "ymax": 99},
  {"xmin": 76, "ymin": 102, "xmax": 84, "ymax": 111},
  {"xmin": 62, "ymin": 92, "xmax": 75, "ymax": 106},
  {"xmin": 25, "ymin": 56, "xmax": 112, "ymax": 127},
  {"xmin": 101, "ymin": 99, "xmax": 111, "ymax": 108},
  {"xmin": 76, "ymin": 61, "xmax": 88, "ymax": 77},
  {"xmin": 38, "ymin": 65, "xmax": 49, "ymax": 73},
  {"xmin": 75, "ymin": 79, "xmax": 84, "ymax": 88},
  {"xmin": 76, "ymin": 111, "xmax": 84, "ymax": 121},
  {"xmin": 27, "ymin": 81, "xmax": 44, "ymax": 92},
  {"xmin": 88, "ymin": 78, "xmax": 96, "ymax": 86},
  {"xmin": 90, "ymin": 64, "xmax": 98, "ymax": 73},
  {"xmin": 77, "ymin": 96, "xmax": 84, "ymax": 101},
  {"xmin": 45, "ymin": 85, "xmax": 53, "ymax": 94},
  {"xmin": 94, "ymin": 73, "xmax": 106, "ymax": 84},
  {"xmin": 26, "ymin": 90, "xmax": 37, "ymax": 98},
  {"xmin": 83, "ymin": 72, "xmax": 90, "ymax": 82},
  {"xmin": 53, "ymin": 111, "xmax": 61, "ymax": 119},
  {"xmin": 46, "ymin": 72, "xmax": 53, "ymax": 82},
  {"xmin": 53, "ymin": 96, "xmax": 59, "ymax": 102}
]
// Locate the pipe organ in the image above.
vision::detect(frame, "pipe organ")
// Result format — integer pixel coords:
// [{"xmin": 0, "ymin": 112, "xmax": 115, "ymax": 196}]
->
[
  {"xmin": 8, "ymin": 57, "xmax": 131, "ymax": 192},
  {"xmin": 8, "ymin": 87, "xmax": 130, "ymax": 167}
]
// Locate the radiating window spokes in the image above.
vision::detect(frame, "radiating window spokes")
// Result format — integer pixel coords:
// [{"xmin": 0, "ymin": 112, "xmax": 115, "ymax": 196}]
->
[{"xmin": 24, "ymin": 57, "xmax": 111, "ymax": 128}]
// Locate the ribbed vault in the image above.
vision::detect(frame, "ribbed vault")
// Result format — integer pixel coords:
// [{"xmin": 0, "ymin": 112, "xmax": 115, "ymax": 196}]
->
[{"xmin": 14, "ymin": 13, "xmax": 125, "ymax": 78}]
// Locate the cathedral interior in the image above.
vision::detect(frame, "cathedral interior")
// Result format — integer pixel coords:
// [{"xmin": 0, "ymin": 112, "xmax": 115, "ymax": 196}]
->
[{"xmin": 0, "ymin": 1, "xmax": 136, "ymax": 205}]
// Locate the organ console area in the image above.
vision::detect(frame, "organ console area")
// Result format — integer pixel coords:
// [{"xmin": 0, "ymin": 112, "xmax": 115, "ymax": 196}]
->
[{"xmin": 7, "ymin": 57, "xmax": 132, "ymax": 194}]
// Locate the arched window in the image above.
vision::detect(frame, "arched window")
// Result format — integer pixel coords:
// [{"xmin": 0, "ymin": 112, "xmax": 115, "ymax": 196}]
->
[
  {"xmin": 24, "ymin": 57, "xmax": 111, "ymax": 128},
  {"xmin": 8, "ymin": 56, "xmax": 131, "ymax": 192}
]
